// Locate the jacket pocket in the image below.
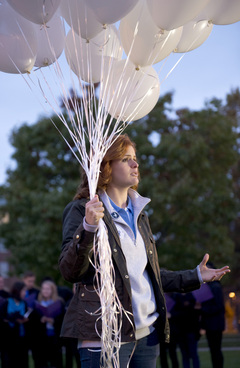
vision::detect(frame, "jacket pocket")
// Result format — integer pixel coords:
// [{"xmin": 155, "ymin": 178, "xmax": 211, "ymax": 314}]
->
[{"xmin": 78, "ymin": 285, "xmax": 102, "ymax": 338}]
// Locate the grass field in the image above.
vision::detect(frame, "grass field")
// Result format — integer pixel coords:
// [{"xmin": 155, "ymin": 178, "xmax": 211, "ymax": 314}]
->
[
  {"xmin": 156, "ymin": 333, "xmax": 240, "ymax": 368},
  {"xmin": 156, "ymin": 349, "xmax": 240, "ymax": 368},
  {"xmin": 155, "ymin": 349, "xmax": 240, "ymax": 368},
  {"xmin": 28, "ymin": 333, "xmax": 240, "ymax": 368}
]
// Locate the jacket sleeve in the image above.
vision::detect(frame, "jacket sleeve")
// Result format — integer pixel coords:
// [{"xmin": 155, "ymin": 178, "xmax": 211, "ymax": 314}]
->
[
  {"xmin": 160, "ymin": 268, "xmax": 201, "ymax": 293},
  {"xmin": 58, "ymin": 199, "xmax": 95, "ymax": 283}
]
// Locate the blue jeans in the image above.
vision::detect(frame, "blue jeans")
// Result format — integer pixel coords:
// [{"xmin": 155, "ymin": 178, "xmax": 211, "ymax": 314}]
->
[
  {"xmin": 78, "ymin": 329, "xmax": 160, "ymax": 368},
  {"xmin": 178, "ymin": 332, "xmax": 200, "ymax": 368}
]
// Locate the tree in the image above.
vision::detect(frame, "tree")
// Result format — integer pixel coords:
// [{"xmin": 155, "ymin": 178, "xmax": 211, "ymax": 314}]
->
[
  {"xmin": 127, "ymin": 91, "xmax": 238, "ymax": 274},
  {"xmin": 0, "ymin": 115, "xmax": 80, "ymax": 283},
  {"xmin": 0, "ymin": 90, "xmax": 239, "ymax": 285},
  {"xmin": 222, "ymin": 88, "xmax": 240, "ymax": 288}
]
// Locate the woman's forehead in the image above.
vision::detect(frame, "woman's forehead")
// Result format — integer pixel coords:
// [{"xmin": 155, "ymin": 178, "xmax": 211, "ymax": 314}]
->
[{"xmin": 123, "ymin": 145, "xmax": 136, "ymax": 155}]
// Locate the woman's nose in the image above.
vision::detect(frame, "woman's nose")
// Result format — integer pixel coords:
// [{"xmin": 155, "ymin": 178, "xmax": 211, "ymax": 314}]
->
[{"xmin": 130, "ymin": 159, "xmax": 138, "ymax": 167}]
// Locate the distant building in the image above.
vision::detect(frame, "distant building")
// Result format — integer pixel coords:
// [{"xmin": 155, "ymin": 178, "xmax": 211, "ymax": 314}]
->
[
  {"xmin": 0, "ymin": 241, "xmax": 10, "ymax": 278},
  {"xmin": 0, "ymin": 197, "xmax": 14, "ymax": 289}
]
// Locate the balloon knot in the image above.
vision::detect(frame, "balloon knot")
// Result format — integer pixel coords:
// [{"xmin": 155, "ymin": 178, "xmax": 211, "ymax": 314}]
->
[{"xmin": 43, "ymin": 58, "xmax": 50, "ymax": 66}]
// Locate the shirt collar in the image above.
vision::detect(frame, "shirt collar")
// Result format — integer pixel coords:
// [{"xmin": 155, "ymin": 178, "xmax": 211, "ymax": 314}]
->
[{"xmin": 108, "ymin": 195, "xmax": 133, "ymax": 214}]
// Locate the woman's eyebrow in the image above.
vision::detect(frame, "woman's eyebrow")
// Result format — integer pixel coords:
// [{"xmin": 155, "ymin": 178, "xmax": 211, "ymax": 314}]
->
[{"xmin": 123, "ymin": 154, "xmax": 137, "ymax": 160}]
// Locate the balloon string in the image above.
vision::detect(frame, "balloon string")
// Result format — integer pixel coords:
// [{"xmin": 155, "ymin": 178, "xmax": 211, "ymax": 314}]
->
[{"xmin": 160, "ymin": 53, "xmax": 186, "ymax": 85}]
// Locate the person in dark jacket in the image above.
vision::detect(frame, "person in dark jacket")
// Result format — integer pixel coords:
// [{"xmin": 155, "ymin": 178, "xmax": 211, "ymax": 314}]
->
[
  {"xmin": 201, "ymin": 263, "xmax": 226, "ymax": 368},
  {"xmin": 5, "ymin": 281, "xmax": 30, "ymax": 368},
  {"xmin": 0, "ymin": 296, "xmax": 9, "ymax": 368},
  {"xmin": 22, "ymin": 271, "xmax": 40, "ymax": 368},
  {"xmin": 59, "ymin": 134, "xmax": 230, "ymax": 368},
  {"xmin": 172, "ymin": 292, "xmax": 201, "ymax": 368},
  {"xmin": 23, "ymin": 271, "xmax": 39, "ymax": 305},
  {"xmin": 0, "ymin": 276, "xmax": 9, "ymax": 368}
]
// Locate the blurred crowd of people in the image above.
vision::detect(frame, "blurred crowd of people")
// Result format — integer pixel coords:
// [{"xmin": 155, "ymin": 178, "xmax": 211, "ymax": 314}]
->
[
  {"xmin": 0, "ymin": 272, "xmax": 80, "ymax": 368},
  {"xmin": 0, "ymin": 270, "xmax": 237, "ymax": 368},
  {"xmin": 159, "ymin": 275, "xmax": 226, "ymax": 368}
]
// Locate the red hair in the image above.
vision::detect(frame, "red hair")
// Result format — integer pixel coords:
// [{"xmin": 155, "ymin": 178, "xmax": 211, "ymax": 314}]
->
[{"xmin": 74, "ymin": 134, "xmax": 138, "ymax": 199}]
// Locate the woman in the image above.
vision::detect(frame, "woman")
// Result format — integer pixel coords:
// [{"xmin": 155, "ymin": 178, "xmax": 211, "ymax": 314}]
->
[
  {"xmin": 59, "ymin": 134, "xmax": 230, "ymax": 368},
  {"xmin": 33, "ymin": 280, "xmax": 65, "ymax": 368}
]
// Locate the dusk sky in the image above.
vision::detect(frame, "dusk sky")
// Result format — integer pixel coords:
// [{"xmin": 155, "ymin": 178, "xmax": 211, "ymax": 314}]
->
[{"xmin": 0, "ymin": 20, "xmax": 239, "ymax": 185}]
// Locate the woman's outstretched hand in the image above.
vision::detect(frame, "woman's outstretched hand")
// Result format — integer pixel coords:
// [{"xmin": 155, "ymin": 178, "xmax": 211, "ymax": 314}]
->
[{"xmin": 199, "ymin": 253, "xmax": 230, "ymax": 283}]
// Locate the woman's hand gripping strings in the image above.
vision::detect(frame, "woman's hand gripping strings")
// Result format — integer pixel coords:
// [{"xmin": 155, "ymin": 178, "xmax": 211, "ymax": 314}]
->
[
  {"xmin": 85, "ymin": 195, "xmax": 105, "ymax": 226},
  {"xmin": 199, "ymin": 253, "xmax": 231, "ymax": 283}
]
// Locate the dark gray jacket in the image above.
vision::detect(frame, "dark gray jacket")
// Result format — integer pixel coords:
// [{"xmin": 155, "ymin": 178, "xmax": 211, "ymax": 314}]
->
[{"xmin": 59, "ymin": 198, "xmax": 200, "ymax": 343}]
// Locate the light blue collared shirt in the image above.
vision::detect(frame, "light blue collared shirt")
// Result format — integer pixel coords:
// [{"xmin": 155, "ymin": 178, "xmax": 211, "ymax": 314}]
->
[{"xmin": 109, "ymin": 196, "xmax": 136, "ymax": 238}]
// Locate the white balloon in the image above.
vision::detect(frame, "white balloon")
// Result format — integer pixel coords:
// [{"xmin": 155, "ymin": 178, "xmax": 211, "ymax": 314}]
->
[
  {"xmin": 0, "ymin": 0, "xmax": 37, "ymax": 74},
  {"xmin": 146, "ymin": 0, "xmax": 210, "ymax": 30},
  {"xmin": 60, "ymin": 0, "xmax": 103, "ymax": 40},
  {"xmin": 65, "ymin": 26, "xmax": 122, "ymax": 83},
  {"xmin": 85, "ymin": 0, "xmax": 139, "ymax": 24},
  {"xmin": 102, "ymin": 60, "xmax": 160, "ymax": 121},
  {"xmin": 6, "ymin": 0, "xmax": 61, "ymax": 24},
  {"xmin": 99, "ymin": 26, "xmax": 123, "ymax": 60},
  {"xmin": 175, "ymin": 20, "xmax": 213, "ymax": 53},
  {"xmin": 120, "ymin": 0, "xmax": 182, "ymax": 67},
  {"xmin": 34, "ymin": 14, "xmax": 65, "ymax": 68},
  {"xmin": 196, "ymin": 0, "xmax": 240, "ymax": 25}
]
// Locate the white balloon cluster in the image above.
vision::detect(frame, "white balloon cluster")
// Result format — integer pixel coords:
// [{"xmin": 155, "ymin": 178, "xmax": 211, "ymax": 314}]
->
[{"xmin": 0, "ymin": 0, "xmax": 239, "ymax": 121}]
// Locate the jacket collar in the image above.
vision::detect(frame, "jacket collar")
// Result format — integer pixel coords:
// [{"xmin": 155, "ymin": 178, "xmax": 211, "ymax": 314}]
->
[{"xmin": 99, "ymin": 189, "xmax": 150, "ymax": 220}]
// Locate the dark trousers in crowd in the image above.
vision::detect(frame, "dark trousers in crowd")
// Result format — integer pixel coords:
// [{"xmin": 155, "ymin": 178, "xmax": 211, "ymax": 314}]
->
[
  {"xmin": 34, "ymin": 335, "xmax": 63, "ymax": 368},
  {"xmin": 7, "ymin": 335, "xmax": 29, "ymax": 368},
  {"xmin": 206, "ymin": 330, "xmax": 224, "ymax": 368},
  {"xmin": 160, "ymin": 341, "xmax": 179, "ymax": 368},
  {"xmin": 178, "ymin": 332, "xmax": 200, "ymax": 368},
  {"xmin": 63, "ymin": 338, "xmax": 81, "ymax": 368},
  {"xmin": 0, "ymin": 348, "xmax": 9, "ymax": 368}
]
